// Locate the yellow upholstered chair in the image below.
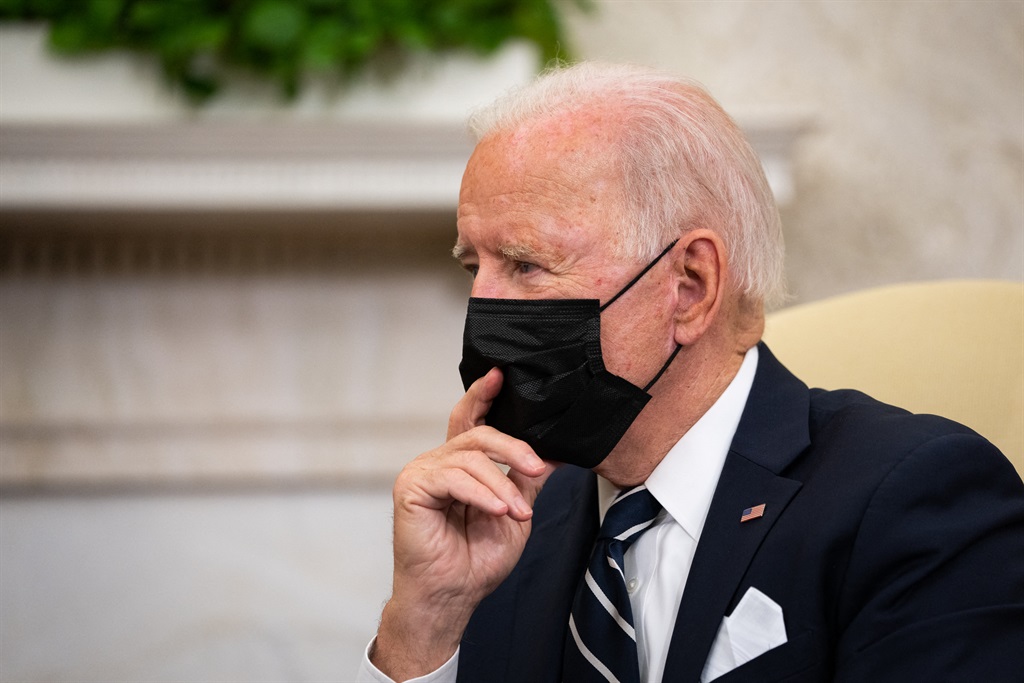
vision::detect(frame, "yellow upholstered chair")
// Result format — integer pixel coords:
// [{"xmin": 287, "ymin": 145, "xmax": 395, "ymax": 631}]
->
[{"xmin": 763, "ymin": 280, "xmax": 1024, "ymax": 480}]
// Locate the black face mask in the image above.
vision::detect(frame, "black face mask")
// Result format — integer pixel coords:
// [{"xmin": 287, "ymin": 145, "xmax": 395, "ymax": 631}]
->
[{"xmin": 458, "ymin": 240, "xmax": 681, "ymax": 468}]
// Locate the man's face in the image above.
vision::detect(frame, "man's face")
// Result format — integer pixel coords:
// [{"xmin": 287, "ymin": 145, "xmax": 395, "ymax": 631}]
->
[{"xmin": 454, "ymin": 113, "xmax": 680, "ymax": 390}]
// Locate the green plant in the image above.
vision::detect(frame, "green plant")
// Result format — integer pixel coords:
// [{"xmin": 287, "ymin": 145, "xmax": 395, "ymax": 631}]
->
[{"xmin": 0, "ymin": 0, "xmax": 589, "ymax": 102}]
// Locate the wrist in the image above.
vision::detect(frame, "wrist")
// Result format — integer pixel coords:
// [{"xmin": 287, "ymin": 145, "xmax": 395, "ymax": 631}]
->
[{"xmin": 371, "ymin": 596, "xmax": 470, "ymax": 681}]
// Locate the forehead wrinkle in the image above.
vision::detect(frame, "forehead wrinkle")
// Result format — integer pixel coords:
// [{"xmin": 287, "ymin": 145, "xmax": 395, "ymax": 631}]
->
[{"xmin": 521, "ymin": 171, "xmax": 581, "ymax": 199}]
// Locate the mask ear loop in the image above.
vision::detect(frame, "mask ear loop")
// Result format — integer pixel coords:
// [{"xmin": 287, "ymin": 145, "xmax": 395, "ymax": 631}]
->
[
  {"xmin": 643, "ymin": 343, "xmax": 682, "ymax": 392},
  {"xmin": 594, "ymin": 238, "xmax": 683, "ymax": 392},
  {"xmin": 598, "ymin": 239, "xmax": 680, "ymax": 313}
]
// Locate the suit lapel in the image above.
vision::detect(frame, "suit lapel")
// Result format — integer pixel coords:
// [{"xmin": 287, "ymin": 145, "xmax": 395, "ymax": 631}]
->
[
  {"xmin": 506, "ymin": 466, "xmax": 599, "ymax": 680},
  {"xmin": 663, "ymin": 452, "xmax": 802, "ymax": 679},
  {"xmin": 662, "ymin": 344, "xmax": 810, "ymax": 681}
]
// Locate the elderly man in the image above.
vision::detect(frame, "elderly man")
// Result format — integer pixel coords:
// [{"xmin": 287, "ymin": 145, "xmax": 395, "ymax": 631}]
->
[{"xmin": 359, "ymin": 63, "xmax": 1024, "ymax": 682}]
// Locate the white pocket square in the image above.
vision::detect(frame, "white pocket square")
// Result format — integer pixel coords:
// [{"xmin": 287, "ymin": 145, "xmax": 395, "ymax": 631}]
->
[{"xmin": 700, "ymin": 586, "xmax": 788, "ymax": 682}]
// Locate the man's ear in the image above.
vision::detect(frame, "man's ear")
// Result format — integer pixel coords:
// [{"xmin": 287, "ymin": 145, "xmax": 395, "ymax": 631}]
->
[{"xmin": 671, "ymin": 228, "xmax": 727, "ymax": 346}]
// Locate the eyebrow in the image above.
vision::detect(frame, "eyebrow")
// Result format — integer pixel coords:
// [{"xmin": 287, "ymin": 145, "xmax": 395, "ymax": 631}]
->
[
  {"xmin": 451, "ymin": 242, "xmax": 473, "ymax": 261},
  {"xmin": 452, "ymin": 240, "xmax": 562, "ymax": 271},
  {"xmin": 498, "ymin": 243, "xmax": 542, "ymax": 262},
  {"xmin": 451, "ymin": 242, "xmax": 543, "ymax": 261}
]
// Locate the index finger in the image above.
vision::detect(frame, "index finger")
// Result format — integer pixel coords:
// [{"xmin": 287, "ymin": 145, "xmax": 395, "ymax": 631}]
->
[{"xmin": 450, "ymin": 425, "xmax": 545, "ymax": 479}]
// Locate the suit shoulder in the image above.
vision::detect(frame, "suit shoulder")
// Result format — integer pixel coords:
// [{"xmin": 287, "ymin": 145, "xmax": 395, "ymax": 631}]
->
[
  {"xmin": 798, "ymin": 387, "xmax": 1018, "ymax": 491},
  {"xmin": 807, "ymin": 387, "xmax": 988, "ymax": 455}
]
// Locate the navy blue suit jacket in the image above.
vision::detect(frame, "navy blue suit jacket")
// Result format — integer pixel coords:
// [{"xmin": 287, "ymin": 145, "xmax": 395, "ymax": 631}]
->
[{"xmin": 457, "ymin": 344, "xmax": 1024, "ymax": 681}]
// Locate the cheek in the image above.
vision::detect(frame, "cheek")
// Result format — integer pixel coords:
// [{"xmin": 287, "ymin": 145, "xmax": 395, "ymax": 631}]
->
[
  {"xmin": 599, "ymin": 315, "xmax": 662, "ymax": 383},
  {"xmin": 600, "ymin": 288, "xmax": 678, "ymax": 382}
]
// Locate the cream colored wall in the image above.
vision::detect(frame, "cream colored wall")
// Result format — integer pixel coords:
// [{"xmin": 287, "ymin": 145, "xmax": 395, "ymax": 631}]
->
[
  {"xmin": 566, "ymin": 0, "xmax": 1023, "ymax": 302},
  {"xmin": 1, "ymin": 491, "xmax": 395, "ymax": 681},
  {"xmin": 1, "ymin": 2, "xmax": 1021, "ymax": 682}
]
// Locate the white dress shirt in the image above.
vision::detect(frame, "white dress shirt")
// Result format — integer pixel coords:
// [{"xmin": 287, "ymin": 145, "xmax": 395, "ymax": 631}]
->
[{"xmin": 358, "ymin": 347, "xmax": 759, "ymax": 683}]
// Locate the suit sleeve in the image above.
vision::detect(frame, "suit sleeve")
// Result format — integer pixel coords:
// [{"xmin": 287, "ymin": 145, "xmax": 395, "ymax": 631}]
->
[{"xmin": 834, "ymin": 432, "xmax": 1024, "ymax": 681}]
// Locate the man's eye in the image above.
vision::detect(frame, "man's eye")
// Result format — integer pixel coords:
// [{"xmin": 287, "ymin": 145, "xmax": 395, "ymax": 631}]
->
[
  {"xmin": 516, "ymin": 262, "xmax": 538, "ymax": 275},
  {"xmin": 463, "ymin": 264, "xmax": 479, "ymax": 278}
]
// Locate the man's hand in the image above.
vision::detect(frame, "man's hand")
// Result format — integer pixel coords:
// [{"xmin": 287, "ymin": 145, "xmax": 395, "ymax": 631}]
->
[{"xmin": 371, "ymin": 368, "xmax": 555, "ymax": 681}]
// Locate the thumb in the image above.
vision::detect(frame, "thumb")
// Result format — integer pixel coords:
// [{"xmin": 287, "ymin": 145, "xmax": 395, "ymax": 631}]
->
[{"xmin": 447, "ymin": 367, "xmax": 504, "ymax": 440}]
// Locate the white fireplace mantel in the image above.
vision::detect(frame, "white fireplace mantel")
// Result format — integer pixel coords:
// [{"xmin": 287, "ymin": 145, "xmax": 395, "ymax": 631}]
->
[
  {"xmin": 0, "ymin": 121, "xmax": 477, "ymax": 212},
  {"xmin": 0, "ymin": 116, "xmax": 809, "ymax": 212}
]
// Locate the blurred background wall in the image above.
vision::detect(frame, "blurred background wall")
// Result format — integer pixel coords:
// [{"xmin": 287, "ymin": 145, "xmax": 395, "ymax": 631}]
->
[{"xmin": 1, "ymin": 1, "xmax": 1021, "ymax": 681}]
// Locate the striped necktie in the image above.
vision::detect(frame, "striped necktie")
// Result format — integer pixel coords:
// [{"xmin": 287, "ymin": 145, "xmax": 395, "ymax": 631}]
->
[{"xmin": 563, "ymin": 484, "xmax": 661, "ymax": 683}]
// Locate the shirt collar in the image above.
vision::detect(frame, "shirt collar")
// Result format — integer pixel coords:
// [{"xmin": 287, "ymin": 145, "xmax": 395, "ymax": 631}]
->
[{"xmin": 598, "ymin": 345, "xmax": 759, "ymax": 541}]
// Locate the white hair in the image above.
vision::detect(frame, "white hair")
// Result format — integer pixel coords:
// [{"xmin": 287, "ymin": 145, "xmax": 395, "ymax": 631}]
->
[{"xmin": 468, "ymin": 62, "xmax": 786, "ymax": 310}]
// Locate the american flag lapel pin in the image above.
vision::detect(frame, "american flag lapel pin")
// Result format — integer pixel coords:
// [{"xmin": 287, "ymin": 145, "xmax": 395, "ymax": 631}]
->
[{"xmin": 740, "ymin": 503, "xmax": 766, "ymax": 523}]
